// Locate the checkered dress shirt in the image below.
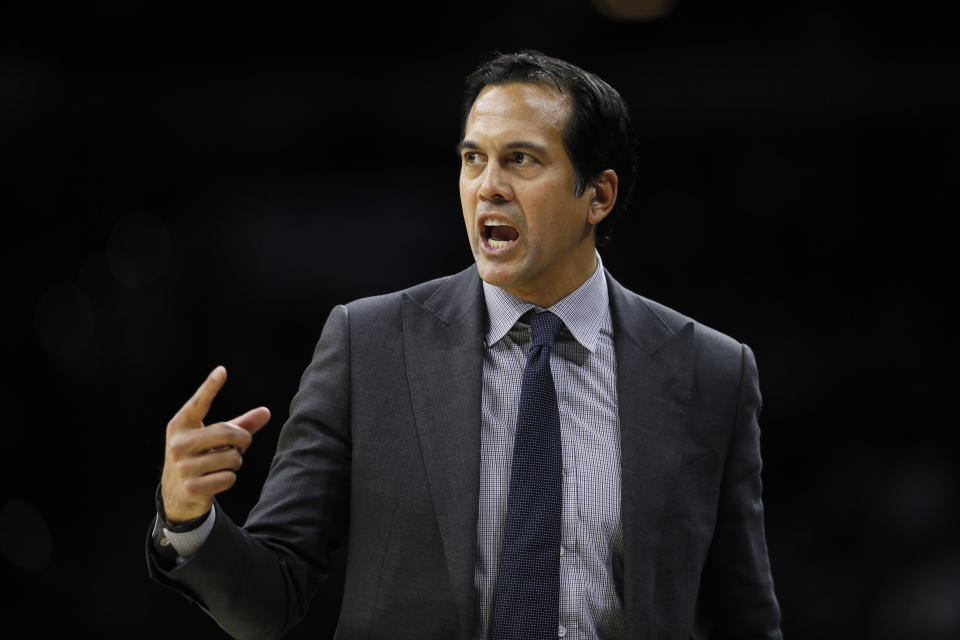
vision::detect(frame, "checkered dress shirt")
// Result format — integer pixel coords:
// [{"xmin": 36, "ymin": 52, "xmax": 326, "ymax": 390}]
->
[{"xmin": 475, "ymin": 255, "xmax": 624, "ymax": 640}]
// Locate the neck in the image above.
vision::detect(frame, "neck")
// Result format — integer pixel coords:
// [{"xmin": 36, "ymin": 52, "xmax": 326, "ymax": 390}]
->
[{"xmin": 506, "ymin": 250, "xmax": 598, "ymax": 308}]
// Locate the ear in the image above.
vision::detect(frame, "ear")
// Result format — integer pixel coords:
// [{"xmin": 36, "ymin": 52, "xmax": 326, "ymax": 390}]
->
[{"xmin": 587, "ymin": 170, "xmax": 618, "ymax": 226}]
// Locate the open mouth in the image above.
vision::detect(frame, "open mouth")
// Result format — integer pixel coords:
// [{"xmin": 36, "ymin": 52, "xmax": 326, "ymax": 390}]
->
[{"xmin": 481, "ymin": 217, "xmax": 520, "ymax": 249}]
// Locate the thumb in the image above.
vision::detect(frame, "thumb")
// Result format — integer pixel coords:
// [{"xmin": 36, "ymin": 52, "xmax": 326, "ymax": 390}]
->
[{"xmin": 227, "ymin": 406, "xmax": 272, "ymax": 435}]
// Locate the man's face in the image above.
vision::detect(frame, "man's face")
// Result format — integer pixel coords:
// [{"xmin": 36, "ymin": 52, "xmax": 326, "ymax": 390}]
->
[{"xmin": 459, "ymin": 82, "xmax": 599, "ymax": 307}]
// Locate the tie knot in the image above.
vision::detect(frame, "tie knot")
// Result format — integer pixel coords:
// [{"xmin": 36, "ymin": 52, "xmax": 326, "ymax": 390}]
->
[{"xmin": 528, "ymin": 310, "xmax": 564, "ymax": 348}]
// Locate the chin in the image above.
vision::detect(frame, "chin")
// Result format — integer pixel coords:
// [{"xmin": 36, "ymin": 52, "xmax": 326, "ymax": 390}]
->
[{"xmin": 475, "ymin": 261, "xmax": 514, "ymax": 289}]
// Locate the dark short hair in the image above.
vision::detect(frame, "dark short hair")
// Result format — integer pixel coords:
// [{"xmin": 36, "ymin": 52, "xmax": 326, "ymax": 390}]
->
[{"xmin": 461, "ymin": 50, "xmax": 636, "ymax": 246}]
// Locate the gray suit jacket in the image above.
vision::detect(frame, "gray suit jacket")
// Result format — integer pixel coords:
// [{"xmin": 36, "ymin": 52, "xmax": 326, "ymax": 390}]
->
[{"xmin": 148, "ymin": 265, "xmax": 782, "ymax": 639}]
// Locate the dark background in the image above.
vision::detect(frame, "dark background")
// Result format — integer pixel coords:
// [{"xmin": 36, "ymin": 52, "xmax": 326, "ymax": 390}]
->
[{"xmin": 3, "ymin": 1, "xmax": 957, "ymax": 637}]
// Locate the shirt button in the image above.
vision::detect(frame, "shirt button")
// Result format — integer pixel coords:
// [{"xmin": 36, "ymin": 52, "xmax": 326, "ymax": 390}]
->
[
  {"xmin": 558, "ymin": 624, "xmax": 567, "ymax": 637},
  {"xmin": 159, "ymin": 536, "xmax": 170, "ymax": 547}
]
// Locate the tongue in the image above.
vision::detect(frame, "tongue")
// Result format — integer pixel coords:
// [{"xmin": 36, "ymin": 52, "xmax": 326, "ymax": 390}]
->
[{"xmin": 491, "ymin": 225, "xmax": 519, "ymax": 242}]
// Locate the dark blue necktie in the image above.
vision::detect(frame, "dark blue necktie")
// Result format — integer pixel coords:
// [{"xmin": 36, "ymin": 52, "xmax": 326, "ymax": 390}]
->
[{"xmin": 491, "ymin": 310, "xmax": 564, "ymax": 640}]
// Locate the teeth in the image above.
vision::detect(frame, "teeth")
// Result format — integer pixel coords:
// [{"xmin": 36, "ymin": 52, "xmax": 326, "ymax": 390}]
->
[{"xmin": 481, "ymin": 217, "xmax": 517, "ymax": 249}]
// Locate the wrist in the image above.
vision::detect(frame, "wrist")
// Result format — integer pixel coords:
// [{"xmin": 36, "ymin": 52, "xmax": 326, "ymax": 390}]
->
[{"xmin": 155, "ymin": 485, "xmax": 211, "ymax": 532}]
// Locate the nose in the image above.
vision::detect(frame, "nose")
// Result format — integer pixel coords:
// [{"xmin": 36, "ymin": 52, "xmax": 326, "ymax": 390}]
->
[{"xmin": 477, "ymin": 163, "xmax": 513, "ymax": 202}]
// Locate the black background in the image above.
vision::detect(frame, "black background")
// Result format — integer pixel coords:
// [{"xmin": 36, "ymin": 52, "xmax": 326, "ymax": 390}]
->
[{"xmin": 3, "ymin": 1, "xmax": 957, "ymax": 638}]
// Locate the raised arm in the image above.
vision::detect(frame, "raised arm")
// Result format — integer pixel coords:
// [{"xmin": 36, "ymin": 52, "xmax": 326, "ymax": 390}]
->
[{"xmin": 147, "ymin": 305, "xmax": 352, "ymax": 640}]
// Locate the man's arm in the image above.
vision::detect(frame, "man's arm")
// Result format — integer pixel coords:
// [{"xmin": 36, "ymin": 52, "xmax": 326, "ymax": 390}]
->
[
  {"xmin": 693, "ymin": 344, "xmax": 782, "ymax": 639},
  {"xmin": 146, "ymin": 305, "xmax": 352, "ymax": 640}
]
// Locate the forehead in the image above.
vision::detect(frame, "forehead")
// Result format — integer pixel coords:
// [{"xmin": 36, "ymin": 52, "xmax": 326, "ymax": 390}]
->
[{"xmin": 465, "ymin": 82, "xmax": 571, "ymax": 141}]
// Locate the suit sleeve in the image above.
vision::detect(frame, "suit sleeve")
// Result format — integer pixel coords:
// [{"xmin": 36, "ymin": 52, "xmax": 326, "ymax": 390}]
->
[
  {"xmin": 145, "ymin": 304, "xmax": 353, "ymax": 640},
  {"xmin": 694, "ymin": 344, "xmax": 783, "ymax": 639}
]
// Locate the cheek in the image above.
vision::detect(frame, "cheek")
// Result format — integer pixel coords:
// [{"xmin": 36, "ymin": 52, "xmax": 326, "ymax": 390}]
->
[
  {"xmin": 459, "ymin": 184, "xmax": 472, "ymax": 220},
  {"xmin": 459, "ymin": 178, "xmax": 475, "ymax": 204},
  {"xmin": 520, "ymin": 196, "xmax": 554, "ymax": 247}
]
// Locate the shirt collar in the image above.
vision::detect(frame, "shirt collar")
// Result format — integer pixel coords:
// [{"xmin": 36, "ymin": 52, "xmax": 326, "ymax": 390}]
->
[{"xmin": 482, "ymin": 251, "xmax": 609, "ymax": 353}]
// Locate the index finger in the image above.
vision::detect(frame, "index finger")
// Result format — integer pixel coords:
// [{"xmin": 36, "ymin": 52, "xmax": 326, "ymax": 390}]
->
[{"xmin": 169, "ymin": 365, "xmax": 227, "ymax": 431}]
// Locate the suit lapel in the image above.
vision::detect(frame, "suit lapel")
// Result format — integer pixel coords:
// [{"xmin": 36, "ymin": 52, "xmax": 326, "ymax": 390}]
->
[
  {"xmin": 403, "ymin": 266, "xmax": 485, "ymax": 640},
  {"xmin": 607, "ymin": 271, "xmax": 694, "ymax": 636}
]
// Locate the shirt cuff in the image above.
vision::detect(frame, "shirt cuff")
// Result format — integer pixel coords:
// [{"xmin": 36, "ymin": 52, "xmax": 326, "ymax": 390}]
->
[{"xmin": 161, "ymin": 504, "xmax": 217, "ymax": 560}]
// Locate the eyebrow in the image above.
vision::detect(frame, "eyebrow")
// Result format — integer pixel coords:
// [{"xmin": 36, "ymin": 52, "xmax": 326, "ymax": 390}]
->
[{"xmin": 457, "ymin": 139, "xmax": 549, "ymax": 157}]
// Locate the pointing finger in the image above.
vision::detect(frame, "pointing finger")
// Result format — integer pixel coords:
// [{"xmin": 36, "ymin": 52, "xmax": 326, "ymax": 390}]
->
[{"xmin": 169, "ymin": 366, "xmax": 227, "ymax": 431}]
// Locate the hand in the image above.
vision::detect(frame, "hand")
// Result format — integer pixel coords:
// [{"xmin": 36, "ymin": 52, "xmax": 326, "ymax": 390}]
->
[{"xmin": 161, "ymin": 366, "xmax": 271, "ymax": 523}]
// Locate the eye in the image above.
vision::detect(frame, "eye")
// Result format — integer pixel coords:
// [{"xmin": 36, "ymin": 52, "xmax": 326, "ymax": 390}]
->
[
  {"xmin": 464, "ymin": 151, "xmax": 485, "ymax": 166},
  {"xmin": 511, "ymin": 151, "xmax": 535, "ymax": 165}
]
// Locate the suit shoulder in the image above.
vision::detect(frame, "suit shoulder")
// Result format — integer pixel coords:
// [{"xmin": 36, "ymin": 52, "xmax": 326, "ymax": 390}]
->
[
  {"xmin": 635, "ymin": 296, "xmax": 754, "ymax": 410},
  {"xmin": 640, "ymin": 295, "xmax": 743, "ymax": 357},
  {"xmin": 612, "ymin": 279, "xmax": 748, "ymax": 385},
  {"xmin": 341, "ymin": 265, "xmax": 476, "ymax": 320}
]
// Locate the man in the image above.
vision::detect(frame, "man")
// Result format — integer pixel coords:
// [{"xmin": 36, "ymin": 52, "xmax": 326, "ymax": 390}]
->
[{"xmin": 148, "ymin": 51, "xmax": 782, "ymax": 639}]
